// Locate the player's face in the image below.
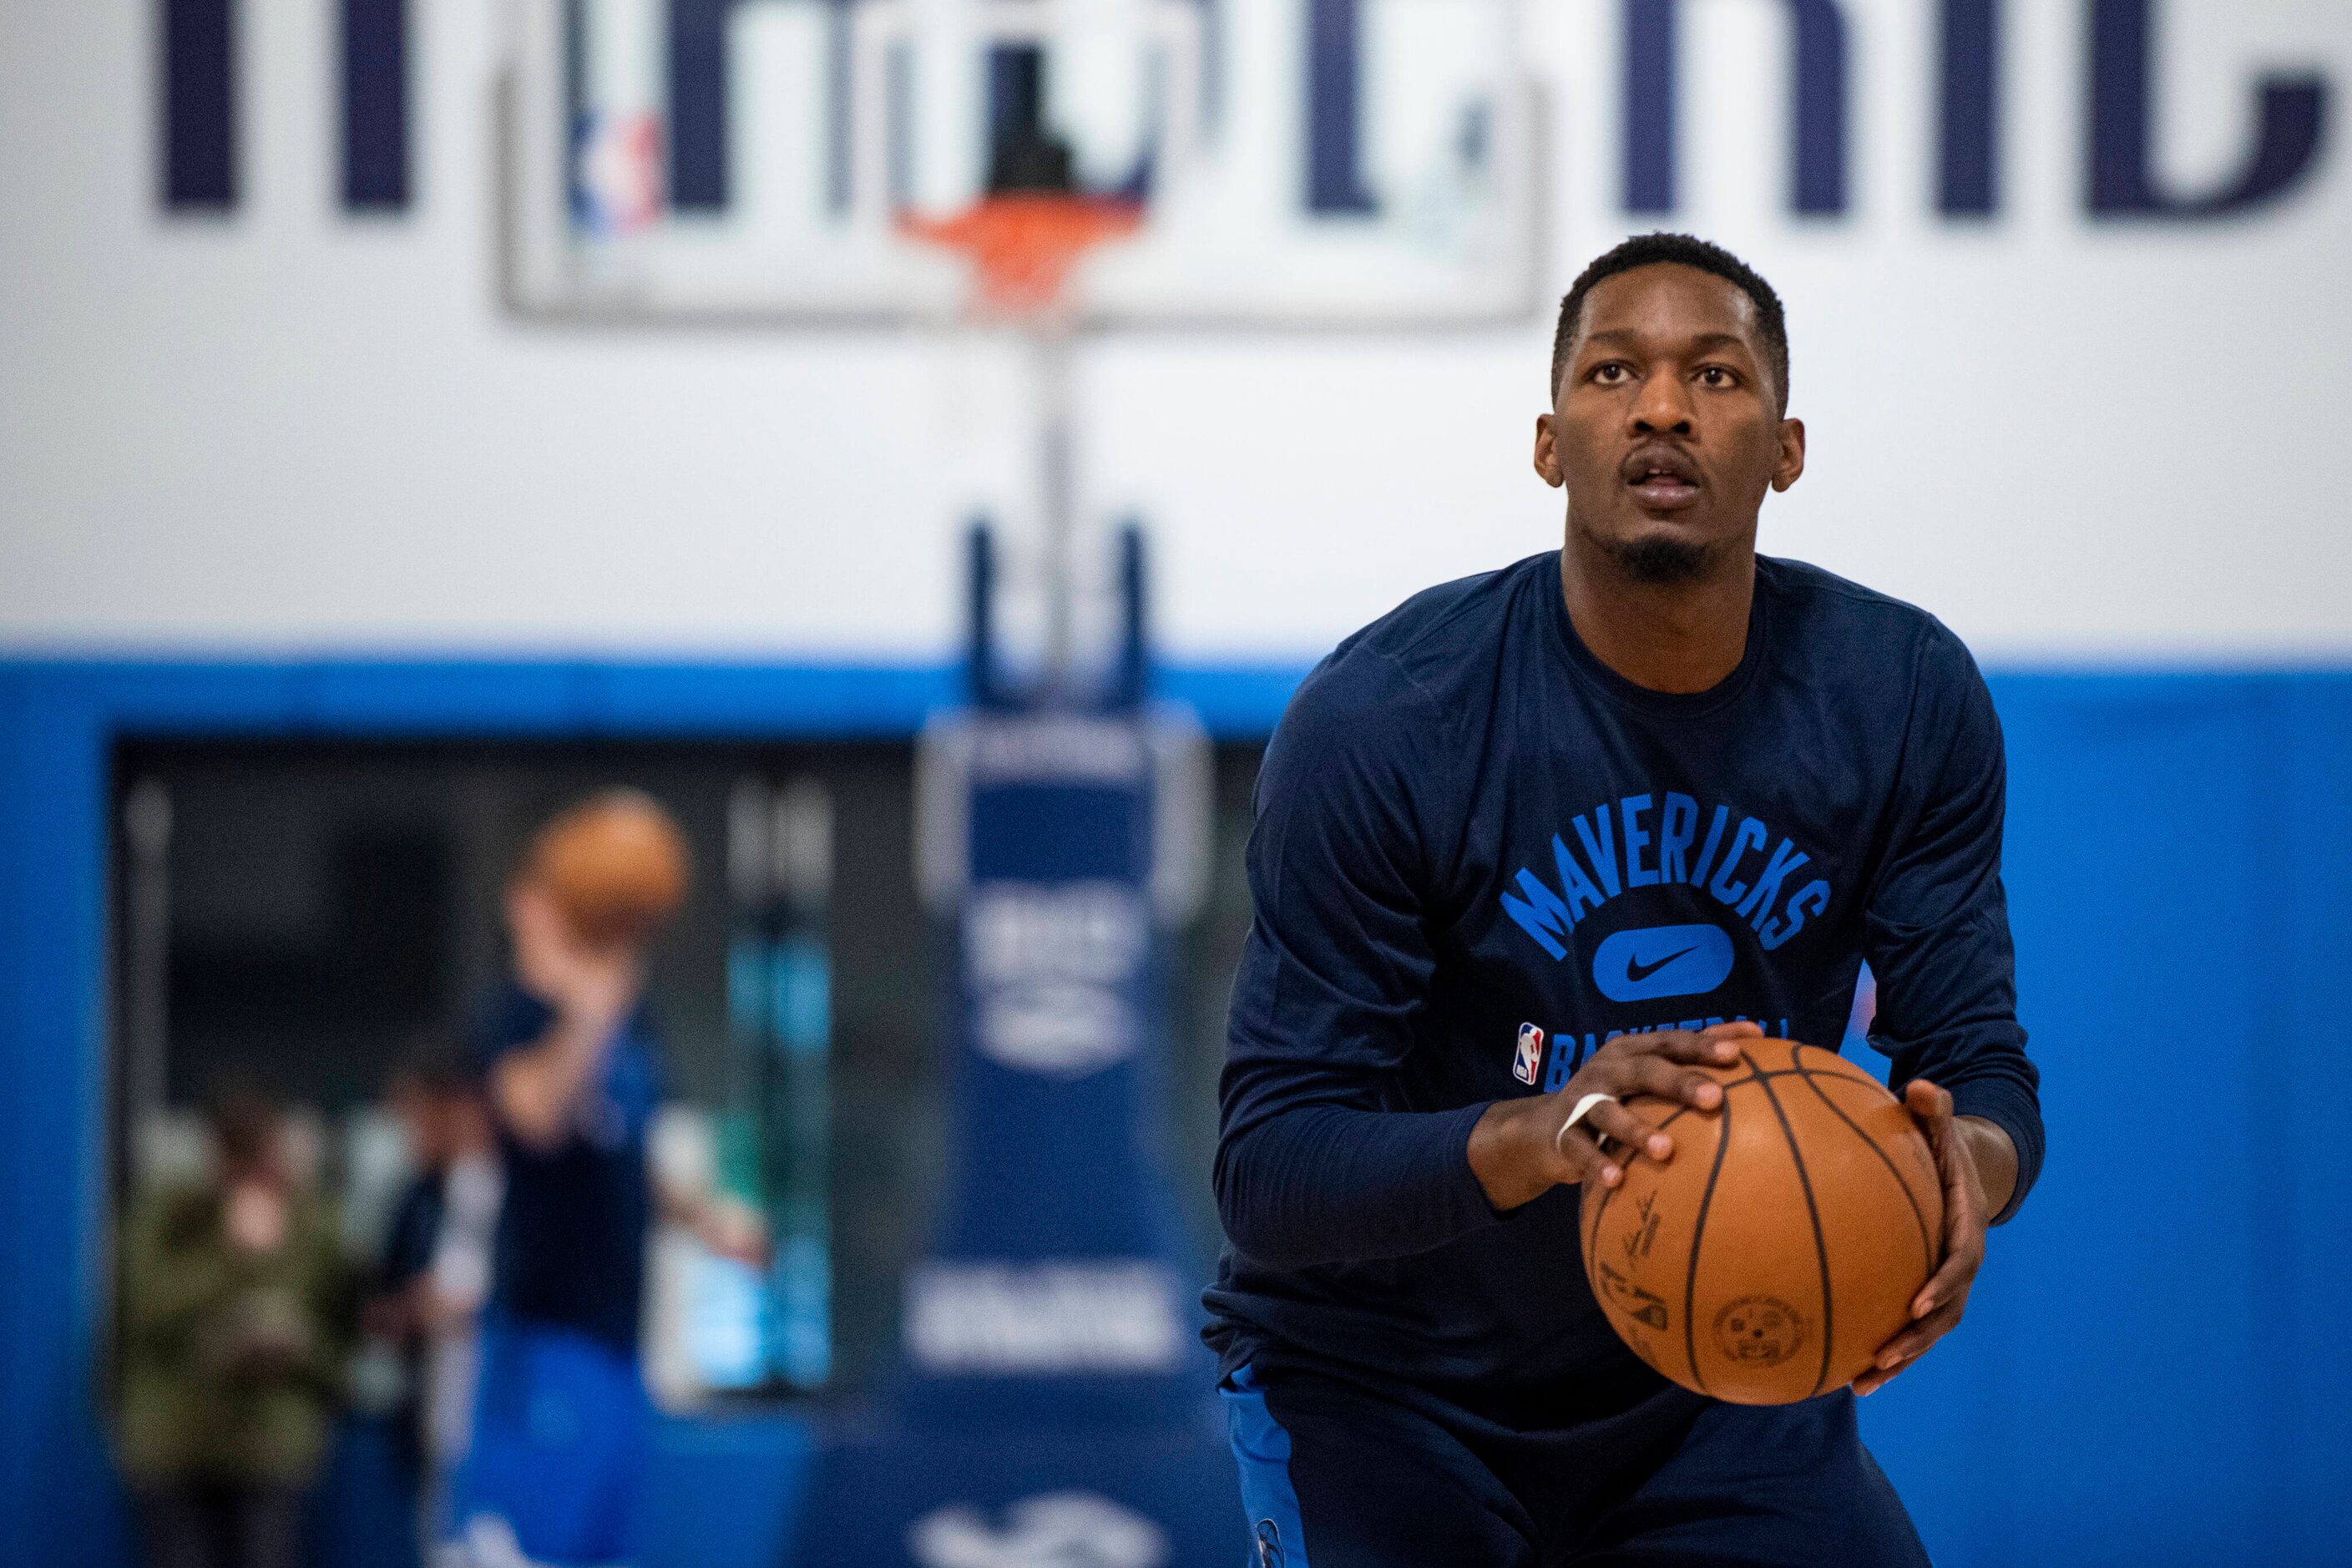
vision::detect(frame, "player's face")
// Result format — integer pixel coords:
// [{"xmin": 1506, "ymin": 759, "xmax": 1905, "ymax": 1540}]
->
[{"xmin": 1534, "ymin": 266, "xmax": 1804, "ymax": 578}]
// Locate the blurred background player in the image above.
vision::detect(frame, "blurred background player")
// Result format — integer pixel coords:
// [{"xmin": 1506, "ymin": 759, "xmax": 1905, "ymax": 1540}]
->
[
  {"xmin": 119, "ymin": 1081, "xmax": 357, "ymax": 1568},
  {"xmin": 443, "ymin": 791, "xmax": 762, "ymax": 1568},
  {"xmin": 368, "ymin": 1039, "xmax": 501, "ymax": 1548}
]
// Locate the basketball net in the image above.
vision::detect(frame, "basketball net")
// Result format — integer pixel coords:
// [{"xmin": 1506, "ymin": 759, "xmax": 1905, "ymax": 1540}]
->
[
  {"xmin": 900, "ymin": 193, "xmax": 1143, "ymax": 322},
  {"xmin": 901, "ymin": 195, "xmax": 1145, "ymax": 695}
]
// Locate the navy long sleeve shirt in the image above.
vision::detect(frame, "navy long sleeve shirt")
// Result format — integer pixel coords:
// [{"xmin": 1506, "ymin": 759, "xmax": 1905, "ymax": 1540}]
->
[{"xmin": 1203, "ymin": 552, "xmax": 2044, "ymax": 1398}]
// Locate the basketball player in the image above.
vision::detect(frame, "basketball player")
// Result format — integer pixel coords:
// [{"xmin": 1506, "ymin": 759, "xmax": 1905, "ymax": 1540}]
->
[
  {"xmin": 1207, "ymin": 235, "xmax": 2044, "ymax": 1566},
  {"xmin": 443, "ymin": 794, "xmax": 759, "ymax": 1568}
]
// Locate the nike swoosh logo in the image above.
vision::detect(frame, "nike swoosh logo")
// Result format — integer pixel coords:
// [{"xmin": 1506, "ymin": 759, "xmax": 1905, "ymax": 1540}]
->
[{"xmin": 1625, "ymin": 946, "xmax": 1698, "ymax": 984}]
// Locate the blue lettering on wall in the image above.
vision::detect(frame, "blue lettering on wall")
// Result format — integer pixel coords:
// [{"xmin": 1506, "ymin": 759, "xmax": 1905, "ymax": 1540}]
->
[
  {"xmin": 1940, "ymin": 0, "xmax": 2002, "ymax": 215},
  {"xmin": 1787, "ymin": 0, "xmax": 1852, "ymax": 214},
  {"xmin": 2087, "ymin": 0, "xmax": 2329, "ymax": 220},
  {"xmin": 1621, "ymin": 0, "xmax": 2328, "ymax": 221},
  {"xmin": 1622, "ymin": 0, "xmax": 1677, "ymax": 212},
  {"xmin": 669, "ymin": 0, "xmax": 743, "ymax": 210},
  {"xmin": 341, "ymin": 0, "xmax": 410, "ymax": 211},
  {"xmin": 163, "ymin": 0, "xmax": 237, "ymax": 210},
  {"xmin": 1308, "ymin": 0, "xmax": 1379, "ymax": 214},
  {"xmin": 153, "ymin": 0, "xmax": 2340, "ymax": 228},
  {"xmin": 1622, "ymin": 0, "xmax": 1851, "ymax": 215}
]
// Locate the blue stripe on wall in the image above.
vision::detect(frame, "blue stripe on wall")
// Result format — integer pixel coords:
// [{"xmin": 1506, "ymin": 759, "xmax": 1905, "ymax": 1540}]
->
[{"xmin": 2, "ymin": 657, "xmax": 2349, "ymax": 1565}]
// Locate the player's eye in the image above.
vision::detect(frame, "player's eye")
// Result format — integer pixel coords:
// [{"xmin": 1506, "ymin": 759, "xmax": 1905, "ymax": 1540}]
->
[
  {"xmin": 1697, "ymin": 366, "xmax": 1738, "ymax": 388},
  {"xmin": 1591, "ymin": 362, "xmax": 1632, "ymax": 385}
]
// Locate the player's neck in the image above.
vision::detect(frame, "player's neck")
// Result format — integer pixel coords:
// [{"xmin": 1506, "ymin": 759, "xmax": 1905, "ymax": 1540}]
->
[{"xmin": 1558, "ymin": 535, "xmax": 1755, "ymax": 695}]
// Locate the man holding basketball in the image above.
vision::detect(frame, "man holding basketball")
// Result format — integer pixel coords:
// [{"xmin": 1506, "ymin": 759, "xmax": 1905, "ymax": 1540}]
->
[{"xmin": 1207, "ymin": 235, "xmax": 2043, "ymax": 1566}]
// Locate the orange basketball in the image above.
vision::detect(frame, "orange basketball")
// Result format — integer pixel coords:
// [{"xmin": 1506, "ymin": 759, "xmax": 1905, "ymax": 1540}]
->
[
  {"xmin": 525, "ymin": 790, "xmax": 689, "ymax": 948},
  {"xmin": 1579, "ymin": 1038, "xmax": 1942, "ymax": 1404}
]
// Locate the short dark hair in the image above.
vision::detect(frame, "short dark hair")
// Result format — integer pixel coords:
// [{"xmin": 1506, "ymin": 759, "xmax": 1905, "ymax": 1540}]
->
[
  {"xmin": 202, "ymin": 1075, "xmax": 284, "ymax": 1170},
  {"xmin": 1550, "ymin": 233, "xmax": 1790, "ymax": 412}
]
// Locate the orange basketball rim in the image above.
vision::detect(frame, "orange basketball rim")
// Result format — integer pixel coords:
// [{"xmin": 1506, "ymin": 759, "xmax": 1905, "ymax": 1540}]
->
[{"xmin": 899, "ymin": 194, "xmax": 1145, "ymax": 318}]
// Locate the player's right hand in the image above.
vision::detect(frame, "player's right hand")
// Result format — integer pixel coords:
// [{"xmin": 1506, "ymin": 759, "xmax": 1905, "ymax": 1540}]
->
[
  {"xmin": 1467, "ymin": 1020, "xmax": 1758, "ymax": 1211},
  {"xmin": 507, "ymin": 879, "xmax": 640, "ymax": 1029}
]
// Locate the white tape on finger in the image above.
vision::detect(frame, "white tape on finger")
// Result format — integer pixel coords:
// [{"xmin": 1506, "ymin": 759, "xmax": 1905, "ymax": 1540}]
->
[{"xmin": 1555, "ymin": 1092, "xmax": 1619, "ymax": 1158}]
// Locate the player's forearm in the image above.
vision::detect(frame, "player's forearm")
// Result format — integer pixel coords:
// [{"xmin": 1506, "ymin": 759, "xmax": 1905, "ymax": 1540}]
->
[
  {"xmin": 1955, "ymin": 1115, "xmax": 2016, "ymax": 1225},
  {"xmin": 1883, "ymin": 1017, "xmax": 2042, "ymax": 1223},
  {"xmin": 1216, "ymin": 1101, "xmax": 1499, "ymax": 1269},
  {"xmin": 493, "ymin": 1014, "xmax": 612, "ymax": 1150},
  {"xmin": 1466, "ymin": 1094, "xmax": 1572, "ymax": 1211}
]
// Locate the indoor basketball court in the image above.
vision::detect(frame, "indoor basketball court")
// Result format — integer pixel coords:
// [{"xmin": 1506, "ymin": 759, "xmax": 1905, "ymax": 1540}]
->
[{"xmin": 2, "ymin": 3, "xmax": 2349, "ymax": 1566}]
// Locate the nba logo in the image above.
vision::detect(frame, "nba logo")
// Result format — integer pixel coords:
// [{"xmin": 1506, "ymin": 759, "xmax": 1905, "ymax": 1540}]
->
[
  {"xmin": 1514, "ymin": 1023, "xmax": 1545, "ymax": 1086},
  {"xmin": 571, "ymin": 109, "xmax": 663, "ymax": 239}
]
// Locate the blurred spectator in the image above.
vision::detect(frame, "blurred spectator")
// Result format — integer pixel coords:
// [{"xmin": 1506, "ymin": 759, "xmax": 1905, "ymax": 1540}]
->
[
  {"xmin": 443, "ymin": 792, "xmax": 761, "ymax": 1568},
  {"xmin": 367, "ymin": 1039, "xmax": 500, "ymax": 1545},
  {"xmin": 119, "ymin": 1081, "xmax": 357, "ymax": 1568}
]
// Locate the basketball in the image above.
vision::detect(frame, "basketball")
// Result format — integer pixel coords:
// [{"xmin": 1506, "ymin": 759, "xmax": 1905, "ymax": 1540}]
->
[
  {"xmin": 524, "ymin": 790, "xmax": 690, "ymax": 949},
  {"xmin": 1580, "ymin": 1039, "xmax": 1943, "ymax": 1405}
]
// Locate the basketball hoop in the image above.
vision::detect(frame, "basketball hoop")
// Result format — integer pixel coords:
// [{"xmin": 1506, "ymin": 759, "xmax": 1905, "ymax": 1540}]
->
[
  {"xmin": 901, "ymin": 192, "xmax": 1145, "ymax": 694},
  {"xmin": 899, "ymin": 193, "xmax": 1144, "ymax": 322}
]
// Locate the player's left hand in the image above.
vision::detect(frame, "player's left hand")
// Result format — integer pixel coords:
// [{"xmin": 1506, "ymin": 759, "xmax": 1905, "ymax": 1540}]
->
[
  {"xmin": 1853, "ymin": 1078, "xmax": 1983, "ymax": 1396},
  {"xmin": 700, "ymin": 1199, "xmax": 772, "ymax": 1268}
]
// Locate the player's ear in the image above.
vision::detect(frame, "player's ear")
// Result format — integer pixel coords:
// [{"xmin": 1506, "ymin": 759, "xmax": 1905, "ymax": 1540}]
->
[
  {"xmin": 1534, "ymin": 413, "xmax": 1565, "ymax": 488},
  {"xmin": 1770, "ymin": 417, "xmax": 1806, "ymax": 493}
]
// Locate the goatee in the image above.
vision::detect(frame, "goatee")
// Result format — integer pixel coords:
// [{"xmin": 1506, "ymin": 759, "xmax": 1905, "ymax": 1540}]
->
[{"xmin": 1612, "ymin": 534, "xmax": 1712, "ymax": 585}]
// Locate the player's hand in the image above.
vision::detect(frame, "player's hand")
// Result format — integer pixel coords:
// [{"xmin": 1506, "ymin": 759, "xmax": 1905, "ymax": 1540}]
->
[
  {"xmin": 1467, "ymin": 1020, "xmax": 1759, "ymax": 1212},
  {"xmin": 508, "ymin": 881, "xmax": 639, "ymax": 1030},
  {"xmin": 1854, "ymin": 1078, "xmax": 1985, "ymax": 1396},
  {"xmin": 699, "ymin": 1199, "xmax": 772, "ymax": 1268}
]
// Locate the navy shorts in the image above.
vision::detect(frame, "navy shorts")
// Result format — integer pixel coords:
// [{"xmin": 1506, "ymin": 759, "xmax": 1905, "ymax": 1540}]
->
[{"xmin": 1222, "ymin": 1360, "xmax": 1930, "ymax": 1568}]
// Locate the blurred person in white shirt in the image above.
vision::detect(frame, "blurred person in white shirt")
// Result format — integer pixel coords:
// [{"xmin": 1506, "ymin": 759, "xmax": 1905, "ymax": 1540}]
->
[{"xmin": 369, "ymin": 1040, "xmax": 503, "ymax": 1545}]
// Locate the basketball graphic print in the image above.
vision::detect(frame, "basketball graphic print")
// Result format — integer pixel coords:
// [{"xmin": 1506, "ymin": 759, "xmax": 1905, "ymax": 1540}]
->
[
  {"xmin": 1713, "ymin": 1296, "xmax": 1805, "ymax": 1367},
  {"xmin": 1579, "ymin": 1039, "xmax": 1944, "ymax": 1404}
]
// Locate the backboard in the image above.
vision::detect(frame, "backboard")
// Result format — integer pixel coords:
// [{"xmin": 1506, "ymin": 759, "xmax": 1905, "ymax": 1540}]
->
[{"xmin": 499, "ymin": 0, "xmax": 1543, "ymax": 327}]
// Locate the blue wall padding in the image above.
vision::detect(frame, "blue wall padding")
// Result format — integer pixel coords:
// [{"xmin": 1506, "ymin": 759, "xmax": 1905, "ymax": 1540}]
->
[
  {"xmin": 1857, "ymin": 675, "xmax": 2352, "ymax": 1567},
  {"xmin": 1, "ymin": 659, "xmax": 2347, "ymax": 1566},
  {"xmin": 306, "ymin": 1419, "xmax": 420, "ymax": 1568},
  {"xmin": 640, "ymin": 1415, "xmax": 816, "ymax": 1568}
]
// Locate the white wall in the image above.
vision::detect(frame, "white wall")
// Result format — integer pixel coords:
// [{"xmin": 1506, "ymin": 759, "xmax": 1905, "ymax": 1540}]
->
[{"xmin": 3, "ymin": 0, "xmax": 2349, "ymax": 662}]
